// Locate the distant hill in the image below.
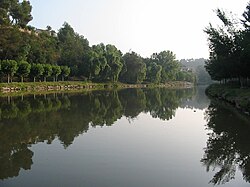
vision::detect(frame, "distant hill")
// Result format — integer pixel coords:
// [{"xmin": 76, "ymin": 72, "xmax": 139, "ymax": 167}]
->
[
  {"xmin": 180, "ymin": 58, "xmax": 206, "ymax": 70},
  {"xmin": 179, "ymin": 58, "xmax": 212, "ymax": 85}
]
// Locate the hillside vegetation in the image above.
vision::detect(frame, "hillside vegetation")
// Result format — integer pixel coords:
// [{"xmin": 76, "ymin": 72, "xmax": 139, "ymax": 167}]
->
[{"xmin": 0, "ymin": 0, "xmax": 195, "ymax": 85}]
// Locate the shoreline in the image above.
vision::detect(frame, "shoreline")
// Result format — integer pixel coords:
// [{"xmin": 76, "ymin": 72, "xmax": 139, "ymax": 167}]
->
[
  {"xmin": 206, "ymin": 84, "xmax": 250, "ymax": 115},
  {"xmin": 0, "ymin": 81, "xmax": 194, "ymax": 95}
]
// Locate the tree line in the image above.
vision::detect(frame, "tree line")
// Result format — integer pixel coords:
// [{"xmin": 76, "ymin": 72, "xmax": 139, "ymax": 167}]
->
[
  {"xmin": 0, "ymin": 0, "xmax": 195, "ymax": 84},
  {"xmin": 205, "ymin": 2, "xmax": 250, "ymax": 86},
  {"xmin": 0, "ymin": 60, "xmax": 70, "ymax": 83}
]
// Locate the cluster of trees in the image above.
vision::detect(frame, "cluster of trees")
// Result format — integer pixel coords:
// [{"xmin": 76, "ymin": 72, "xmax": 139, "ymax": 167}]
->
[
  {"xmin": 143, "ymin": 51, "xmax": 195, "ymax": 83},
  {"xmin": 0, "ymin": 60, "xmax": 70, "ymax": 83},
  {"xmin": 0, "ymin": 0, "xmax": 195, "ymax": 84},
  {"xmin": 205, "ymin": 2, "xmax": 250, "ymax": 86}
]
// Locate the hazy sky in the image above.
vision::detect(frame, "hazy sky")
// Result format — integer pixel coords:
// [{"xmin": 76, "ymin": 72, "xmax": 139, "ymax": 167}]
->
[{"xmin": 29, "ymin": 0, "xmax": 249, "ymax": 59}]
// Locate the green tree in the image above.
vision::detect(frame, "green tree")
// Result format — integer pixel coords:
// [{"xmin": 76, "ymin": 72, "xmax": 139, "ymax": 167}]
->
[
  {"xmin": 145, "ymin": 61, "xmax": 162, "ymax": 83},
  {"xmin": 42, "ymin": 64, "xmax": 52, "ymax": 82},
  {"xmin": 15, "ymin": 0, "xmax": 33, "ymax": 28},
  {"xmin": 204, "ymin": 9, "xmax": 243, "ymax": 84},
  {"xmin": 51, "ymin": 65, "xmax": 61, "ymax": 82},
  {"xmin": 57, "ymin": 22, "xmax": 89, "ymax": 73},
  {"xmin": 60, "ymin": 66, "xmax": 70, "ymax": 81},
  {"xmin": 120, "ymin": 52, "xmax": 146, "ymax": 84},
  {"xmin": 176, "ymin": 71, "xmax": 195, "ymax": 83},
  {"xmin": 104, "ymin": 44, "xmax": 123, "ymax": 82},
  {"xmin": 30, "ymin": 63, "xmax": 44, "ymax": 82},
  {"xmin": 0, "ymin": 0, "xmax": 33, "ymax": 28},
  {"xmin": 240, "ymin": 2, "xmax": 250, "ymax": 81},
  {"xmin": 27, "ymin": 29, "xmax": 59, "ymax": 65},
  {"xmin": 0, "ymin": 27, "xmax": 31, "ymax": 61},
  {"xmin": 17, "ymin": 60, "xmax": 31, "ymax": 82},
  {"xmin": 0, "ymin": 0, "xmax": 11, "ymax": 26},
  {"xmin": 1, "ymin": 59, "xmax": 18, "ymax": 83},
  {"xmin": 85, "ymin": 49, "xmax": 103, "ymax": 80},
  {"xmin": 152, "ymin": 51, "xmax": 179, "ymax": 82},
  {"xmin": 85, "ymin": 44, "xmax": 107, "ymax": 80}
]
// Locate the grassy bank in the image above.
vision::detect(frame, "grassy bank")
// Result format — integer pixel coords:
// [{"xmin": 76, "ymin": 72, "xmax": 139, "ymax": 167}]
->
[
  {"xmin": 0, "ymin": 81, "xmax": 193, "ymax": 94},
  {"xmin": 206, "ymin": 84, "xmax": 250, "ymax": 115}
]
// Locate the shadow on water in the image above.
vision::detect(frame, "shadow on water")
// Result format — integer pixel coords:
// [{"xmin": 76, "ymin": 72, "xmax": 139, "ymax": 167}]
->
[
  {"xmin": 0, "ymin": 88, "xmax": 197, "ymax": 180},
  {"xmin": 202, "ymin": 99, "xmax": 250, "ymax": 185}
]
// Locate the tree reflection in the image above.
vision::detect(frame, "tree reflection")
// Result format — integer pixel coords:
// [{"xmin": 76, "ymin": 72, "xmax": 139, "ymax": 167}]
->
[
  {"xmin": 0, "ymin": 144, "xmax": 33, "ymax": 180},
  {"xmin": 202, "ymin": 100, "xmax": 250, "ymax": 185},
  {"xmin": 145, "ymin": 89, "xmax": 182, "ymax": 120},
  {"xmin": 0, "ymin": 88, "xmax": 194, "ymax": 180},
  {"xmin": 119, "ymin": 89, "xmax": 146, "ymax": 118},
  {"xmin": 180, "ymin": 86, "xmax": 210, "ymax": 110}
]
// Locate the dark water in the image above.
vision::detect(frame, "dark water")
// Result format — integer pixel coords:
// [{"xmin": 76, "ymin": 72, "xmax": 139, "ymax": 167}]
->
[{"xmin": 0, "ymin": 87, "xmax": 250, "ymax": 187}]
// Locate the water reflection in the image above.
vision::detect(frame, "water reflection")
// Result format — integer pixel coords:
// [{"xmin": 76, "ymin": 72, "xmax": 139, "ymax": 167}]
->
[
  {"xmin": 0, "ymin": 88, "xmax": 195, "ymax": 180},
  {"xmin": 202, "ymin": 99, "xmax": 250, "ymax": 185},
  {"xmin": 180, "ymin": 85, "xmax": 210, "ymax": 110}
]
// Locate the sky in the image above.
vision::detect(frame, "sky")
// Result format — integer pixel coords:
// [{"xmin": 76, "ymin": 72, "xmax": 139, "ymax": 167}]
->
[{"xmin": 29, "ymin": 0, "xmax": 249, "ymax": 60}]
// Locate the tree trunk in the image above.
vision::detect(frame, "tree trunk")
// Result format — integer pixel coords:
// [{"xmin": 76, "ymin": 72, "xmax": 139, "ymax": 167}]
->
[
  {"xmin": 7, "ymin": 74, "xmax": 10, "ymax": 83},
  {"xmin": 21, "ymin": 76, "xmax": 23, "ymax": 83},
  {"xmin": 44, "ymin": 77, "xmax": 46, "ymax": 82},
  {"xmin": 34, "ymin": 77, "xmax": 36, "ymax": 82},
  {"xmin": 240, "ymin": 76, "xmax": 244, "ymax": 88},
  {"xmin": 62, "ymin": 76, "xmax": 64, "ymax": 81}
]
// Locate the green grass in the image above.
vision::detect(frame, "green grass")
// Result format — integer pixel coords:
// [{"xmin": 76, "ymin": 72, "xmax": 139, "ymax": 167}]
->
[{"xmin": 206, "ymin": 84, "xmax": 250, "ymax": 114}]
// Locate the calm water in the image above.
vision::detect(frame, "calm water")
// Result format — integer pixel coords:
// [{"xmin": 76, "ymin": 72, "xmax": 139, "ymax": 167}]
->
[{"xmin": 0, "ymin": 87, "xmax": 250, "ymax": 187}]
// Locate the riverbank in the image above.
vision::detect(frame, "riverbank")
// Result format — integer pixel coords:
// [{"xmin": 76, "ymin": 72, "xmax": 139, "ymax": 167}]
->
[
  {"xmin": 206, "ymin": 84, "xmax": 250, "ymax": 115},
  {"xmin": 0, "ymin": 81, "xmax": 193, "ymax": 93}
]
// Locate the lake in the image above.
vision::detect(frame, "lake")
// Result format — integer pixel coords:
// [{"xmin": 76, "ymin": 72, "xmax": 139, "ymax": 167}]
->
[{"xmin": 0, "ymin": 87, "xmax": 250, "ymax": 187}]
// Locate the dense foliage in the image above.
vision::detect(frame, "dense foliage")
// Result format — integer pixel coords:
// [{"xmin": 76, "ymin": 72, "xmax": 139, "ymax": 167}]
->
[
  {"xmin": 205, "ymin": 3, "xmax": 250, "ymax": 86},
  {"xmin": 0, "ymin": 0, "xmax": 194, "ymax": 84}
]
